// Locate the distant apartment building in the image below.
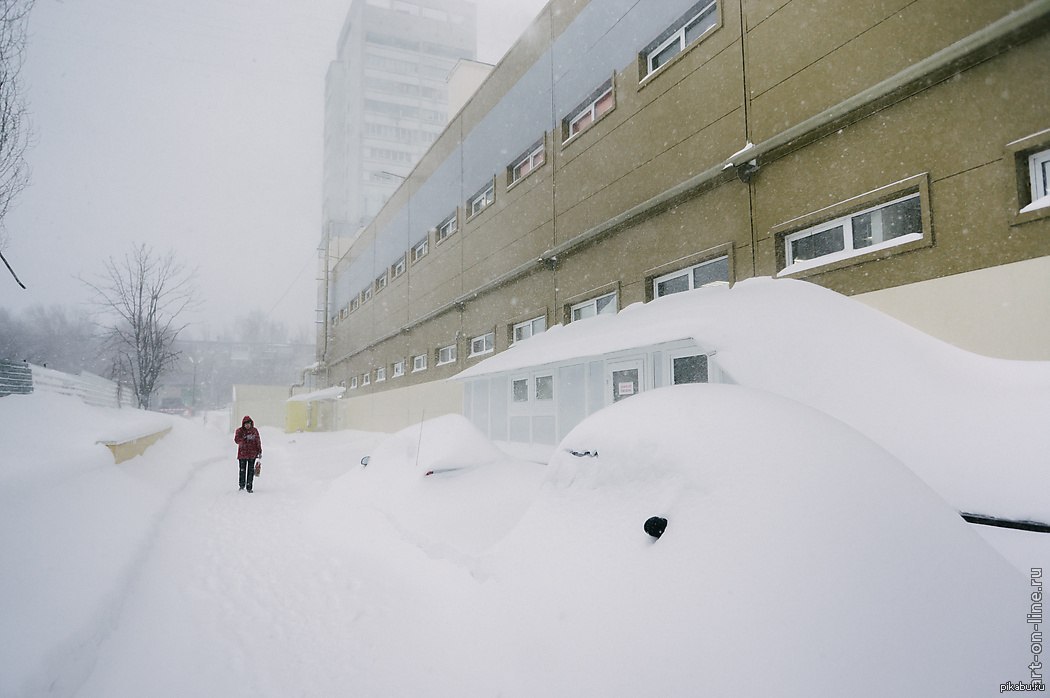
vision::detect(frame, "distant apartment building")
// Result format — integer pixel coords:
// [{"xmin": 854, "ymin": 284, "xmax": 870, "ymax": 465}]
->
[
  {"xmin": 322, "ymin": 0, "xmax": 478, "ymax": 242},
  {"xmin": 315, "ymin": 0, "xmax": 1050, "ymax": 434}
]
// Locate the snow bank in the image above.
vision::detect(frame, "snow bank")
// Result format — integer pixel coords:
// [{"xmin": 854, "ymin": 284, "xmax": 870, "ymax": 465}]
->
[
  {"xmin": 480, "ymin": 384, "xmax": 1028, "ymax": 697},
  {"xmin": 0, "ymin": 393, "xmax": 227, "ymax": 697},
  {"xmin": 458, "ymin": 277, "xmax": 1050, "ymax": 521}
]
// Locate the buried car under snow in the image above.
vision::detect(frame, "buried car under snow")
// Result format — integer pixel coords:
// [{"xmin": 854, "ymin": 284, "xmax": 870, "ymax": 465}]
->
[{"xmin": 482, "ymin": 383, "xmax": 1030, "ymax": 697}]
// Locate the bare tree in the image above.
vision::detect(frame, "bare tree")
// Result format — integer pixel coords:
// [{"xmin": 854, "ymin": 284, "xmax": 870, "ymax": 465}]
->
[
  {"xmin": 0, "ymin": 0, "xmax": 33, "ymax": 289},
  {"xmin": 83, "ymin": 244, "xmax": 197, "ymax": 409}
]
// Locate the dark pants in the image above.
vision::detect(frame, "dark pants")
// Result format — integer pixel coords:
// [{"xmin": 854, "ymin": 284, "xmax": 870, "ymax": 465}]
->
[{"xmin": 238, "ymin": 458, "xmax": 256, "ymax": 491}]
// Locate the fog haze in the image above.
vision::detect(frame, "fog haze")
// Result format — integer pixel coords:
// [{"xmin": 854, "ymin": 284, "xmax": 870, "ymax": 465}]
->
[{"xmin": 1, "ymin": 0, "xmax": 547, "ymax": 340}]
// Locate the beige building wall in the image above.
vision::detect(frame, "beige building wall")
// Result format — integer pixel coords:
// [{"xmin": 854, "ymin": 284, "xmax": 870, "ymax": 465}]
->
[
  {"xmin": 856, "ymin": 256, "xmax": 1050, "ymax": 361},
  {"xmin": 336, "ymin": 378, "xmax": 463, "ymax": 433}
]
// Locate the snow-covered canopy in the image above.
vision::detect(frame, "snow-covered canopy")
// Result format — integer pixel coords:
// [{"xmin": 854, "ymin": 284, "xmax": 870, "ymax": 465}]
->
[
  {"xmin": 287, "ymin": 386, "xmax": 345, "ymax": 403},
  {"xmin": 456, "ymin": 277, "xmax": 1050, "ymax": 521}
]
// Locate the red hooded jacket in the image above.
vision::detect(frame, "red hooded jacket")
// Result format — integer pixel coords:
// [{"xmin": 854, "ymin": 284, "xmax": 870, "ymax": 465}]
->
[{"xmin": 234, "ymin": 415, "xmax": 263, "ymax": 459}]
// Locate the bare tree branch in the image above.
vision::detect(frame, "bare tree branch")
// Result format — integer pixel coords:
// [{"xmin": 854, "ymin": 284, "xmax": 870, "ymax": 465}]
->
[
  {"xmin": 82, "ymin": 244, "xmax": 198, "ymax": 409},
  {"xmin": 0, "ymin": 0, "xmax": 33, "ymax": 288}
]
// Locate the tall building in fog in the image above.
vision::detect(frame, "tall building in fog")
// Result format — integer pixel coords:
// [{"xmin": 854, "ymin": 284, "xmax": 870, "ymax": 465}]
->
[{"xmin": 322, "ymin": 0, "xmax": 478, "ymax": 242}]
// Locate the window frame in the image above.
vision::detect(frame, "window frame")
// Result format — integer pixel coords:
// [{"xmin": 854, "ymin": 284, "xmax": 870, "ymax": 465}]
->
[
  {"xmin": 570, "ymin": 291, "xmax": 618, "ymax": 322},
  {"xmin": 1028, "ymin": 148, "xmax": 1050, "ymax": 203},
  {"xmin": 780, "ymin": 192, "xmax": 924, "ymax": 273},
  {"xmin": 375, "ymin": 271, "xmax": 389, "ymax": 293},
  {"xmin": 350, "ymin": 376, "xmax": 359, "ymax": 389},
  {"xmin": 411, "ymin": 235, "xmax": 429, "ymax": 263},
  {"xmin": 412, "ymin": 353, "xmax": 427, "ymax": 372},
  {"xmin": 362, "ymin": 372, "xmax": 371, "ymax": 386},
  {"xmin": 640, "ymin": 0, "xmax": 719, "ymax": 81},
  {"xmin": 512, "ymin": 315, "xmax": 547, "ymax": 345},
  {"xmin": 391, "ymin": 255, "xmax": 406, "ymax": 279},
  {"xmin": 392, "ymin": 360, "xmax": 405, "ymax": 378},
  {"xmin": 435, "ymin": 210, "xmax": 459, "ymax": 243},
  {"xmin": 469, "ymin": 331, "xmax": 495, "ymax": 357},
  {"xmin": 508, "ymin": 139, "xmax": 546, "ymax": 187},
  {"xmin": 562, "ymin": 78, "xmax": 615, "ymax": 144},
  {"xmin": 375, "ymin": 366, "xmax": 386, "ymax": 383},
  {"xmin": 652, "ymin": 255, "xmax": 730, "ymax": 299},
  {"xmin": 467, "ymin": 180, "xmax": 495, "ymax": 218},
  {"xmin": 361, "ymin": 285, "xmax": 373, "ymax": 303},
  {"xmin": 436, "ymin": 343, "xmax": 457, "ymax": 366}
]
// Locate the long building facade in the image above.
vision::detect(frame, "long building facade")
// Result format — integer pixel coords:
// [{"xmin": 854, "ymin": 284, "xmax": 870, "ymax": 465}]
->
[{"xmin": 316, "ymin": 0, "xmax": 1050, "ymax": 432}]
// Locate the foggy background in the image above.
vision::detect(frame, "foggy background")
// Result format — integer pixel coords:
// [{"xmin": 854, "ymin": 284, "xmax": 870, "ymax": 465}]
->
[{"xmin": 1, "ymin": 0, "xmax": 548, "ymax": 341}]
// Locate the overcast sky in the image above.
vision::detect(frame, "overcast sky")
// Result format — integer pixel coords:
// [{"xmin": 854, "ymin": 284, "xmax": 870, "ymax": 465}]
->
[{"xmin": 1, "ymin": 0, "xmax": 547, "ymax": 340}]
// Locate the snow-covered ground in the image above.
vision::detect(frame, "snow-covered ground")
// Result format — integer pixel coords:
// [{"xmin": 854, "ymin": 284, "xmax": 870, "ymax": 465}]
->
[{"xmin": 2, "ymin": 280, "xmax": 1048, "ymax": 696}]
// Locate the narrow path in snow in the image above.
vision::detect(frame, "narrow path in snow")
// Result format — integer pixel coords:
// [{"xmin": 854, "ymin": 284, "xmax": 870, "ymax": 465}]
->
[{"xmin": 71, "ymin": 445, "xmax": 376, "ymax": 697}]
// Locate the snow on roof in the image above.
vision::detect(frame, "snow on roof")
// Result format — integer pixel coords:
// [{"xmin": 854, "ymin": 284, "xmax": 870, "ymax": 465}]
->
[
  {"xmin": 453, "ymin": 300, "xmax": 703, "ymax": 380},
  {"xmin": 287, "ymin": 386, "xmax": 346, "ymax": 403},
  {"xmin": 456, "ymin": 276, "xmax": 1050, "ymax": 521}
]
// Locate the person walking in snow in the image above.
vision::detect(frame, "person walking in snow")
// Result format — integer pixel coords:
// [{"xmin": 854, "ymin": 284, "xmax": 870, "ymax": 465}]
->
[{"xmin": 234, "ymin": 415, "xmax": 262, "ymax": 493}]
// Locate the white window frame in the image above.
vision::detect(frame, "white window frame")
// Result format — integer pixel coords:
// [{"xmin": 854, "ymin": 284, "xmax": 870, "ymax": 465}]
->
[
  {"xmin": 435, "ymin": 211, "xmax": 458, "ymax": 242},
  {"xmin": 436, "ymin": 343, "xmax": 457, "ymax": 366},
  {"xmin": 362, "ymin": 285, "xmax": 373, "ymax": 303},
  {"xmin": 1029, "ymin": 148, "xmax": 1050, "ymax": 202},
  {"xmin": 469, "ymin": 332, "xmax": 495, "ymax": 357},
  {"xmin": 564, "ymin": 81, "xmax": 614, "ymax": 143},
  {"xmin": 350, "ymin": 296, "xmax": 360, "ymax": 313},
  {"xmin": 375, "ymin": 366, "xmax": 386, "ymax": 383},
  {"xmin": 653, "ymin": 255, "xmax": 729, "ymax": 298},
  {"xmin": 570, "ymin": 291, "xmax": 617, "ymax": 322},
  {"xmin": 391, "ymin": 256, "xmax": 406, "ymax": 278},
  {"xmin": 534, "ymin": 374, "xmax": 554, "ymax": 401},
  {"xmin": 468, "ymin": 181, "xmax": 495, "ymax": 217},
  {"xmin": 781, "ymin": 193, "xmax": 923, "ymax": 273},
  {"xmin": 392, "ymin": 360, "xmax": 405, "ymax": 378},
  {"xmin": 512, "ymin": 315, "xmax": 547, "ymax": 344},
  {"xmin": 350, "ymin": 376, "xmax": 359, "ymax": 389},
  {"xmin": 511, "ymin": 377, "xmax": 529, "ymax": 403},
  {"xmin": 412, "ymin": 236, "xmax": 429, "ymax": 262},
  {"xmin": 412, "ymin": 353, "xmax": 427, "ymax": 372},
  {"xmin": 375, "ymin": 271, "xmax": 388, "ymax": 292},
  {"xmin": 362, "ymin": 373, "xmax": 371, "ymax": 386},
  {"xmin": 510, "ymin": 141, "xmax": 545, "ymax": 185},
  {"xmin": 642, "ymin": 1, "xmax": 719, "ymax": 79}
]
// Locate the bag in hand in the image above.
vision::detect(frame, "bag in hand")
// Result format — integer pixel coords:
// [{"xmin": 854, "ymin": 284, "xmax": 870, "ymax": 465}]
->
[{"xmin": 254, "ymin": 459, "xmax": 261, "ymax": 477}]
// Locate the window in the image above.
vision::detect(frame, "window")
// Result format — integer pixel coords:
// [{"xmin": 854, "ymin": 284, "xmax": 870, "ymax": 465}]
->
[
  {"xmin": 653, "ymin": 256, "xmax": 729, "ymax": 298},
  {"xmin": 468, "ymin": 181, "xmax": 495, "ymax": 217},
  {"xmin": 1028, "ymin": 148, "xmax": 1050, "ymax": 204},
  {"xmin": 340, "ymin": 306, "xmax": 349, "ymax": 319},
  {"xmin": 375, "ymin": 366, "xmax": 386, "ymax": 382},
  {"xmin": 642, "ymin": 1, "xmax": 719, "ymax": 79},
  {"xmin": 375, "ymin": 272, "xmax": 388, "ymax": 292},
  {"xmin": 535, "ymin": 375, "xmax": 553, "ymax": 401},
  {"xmin": 362, "ymin": 373, "xmax": 371, "ymax": 386},
  {"xmin": 412, "ymin": 353, "xmax": 427, "ymax": 372},
  {"xmin": 672, "ymin": 354, "xmax": 708, "ymax": 384},
  {"xmin": 571, "ymin": 291, "xmax": 617, "ymax": 321},
  {"xmin": 512, "ymin": 378, "xmax": 529, "ymax": 402},
  {"xmin": 512, "ymin": 315, "xmax": 546, "ymax": 344},
  {"xmin": 783, "ymin": 193, "xmax": 922, "ymax": 270},
  {"xmin": 469, "ymin": 332, "xmax": 494, "ymax": 357},
  {"xmin": 437, "ymin": 344, "xmax": 457, "ymax": 366},
  {"xmin": 362, "ymin": 286, "xmax": 373, "ymax": 303},
  {"xmin": 436, "ymin": 211, "xmax": 458, "ymax": 242},
  {"xmin": 564, "ymin": 80, "xmax": 614, "ymax": 142},
  {"xmin": 509, "ymin": 140, "xmax": 545, "ymax": 185},
  {"xmin": 392, "ymin": 360, "xmax": 405, "ymax": 377},
  {"xmin": 391, "ymin": 256, "xmax": 406, "ymax": 279},
  {"xmin": 350, "ymin": 296, "xmax": 360, "ymax": 313},
  {"xmin": 412, "ymin": 236, "xmax": 429, "ymax": 262},
  {"xmin": 350, "ymin": 376, "xmax": 359, "ymax": 389}
]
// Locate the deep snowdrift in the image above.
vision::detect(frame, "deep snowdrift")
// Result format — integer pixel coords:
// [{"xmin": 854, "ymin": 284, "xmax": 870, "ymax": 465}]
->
[{"xmin": 458, "ymin": 277, "xmax": 1050, "ymax": 521}]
